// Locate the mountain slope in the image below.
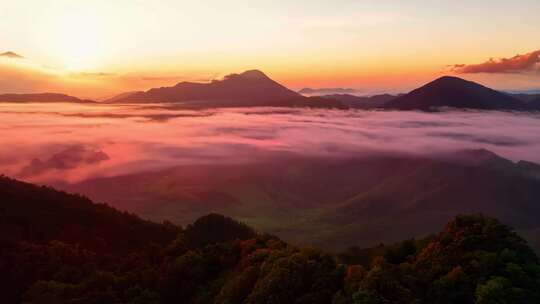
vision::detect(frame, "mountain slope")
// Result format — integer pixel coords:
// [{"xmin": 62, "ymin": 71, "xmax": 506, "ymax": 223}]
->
[
  {"xmin": 0, "ymin": 176, "xmax": 177, "ymax": 253},
  {"xmin": 0, "ymin": 93, "xmax": 95, "ymax": 103},
  {"xmin": 58, "ymin": 150, "xmax": 540, "ymax": 251},
  {"xmin": 1, "ymin": 176, "xmax": 538, "ymax": 303},
  {"xmin": 318, "ymin": 150, "xmax": 540, "ymax": 248},
  {"xmin": 384, "ymin": 76, "xmax": 528, "ymax": 110},
  {"xmin": 101, "ymin": 91, "xmax": 138, "ymax": 103}
]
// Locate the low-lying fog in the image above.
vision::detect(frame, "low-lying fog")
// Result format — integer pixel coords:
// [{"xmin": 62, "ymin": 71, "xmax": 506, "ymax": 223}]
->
[{"xmin": 1, "ymin": 102, "xmax": 539, "ymax": 184}]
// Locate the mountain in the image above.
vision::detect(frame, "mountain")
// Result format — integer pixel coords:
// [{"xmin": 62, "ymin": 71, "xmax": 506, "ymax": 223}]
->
[
  {"xmin": 57, "ymin": 149, "xmax": 540, "ymax": 252},
  {"xmin": 114, "ymin": 69, "xmax": 299, "ymax": 103},
  {"xmin": 321, "ymin": 93, "xmax": 398, "ymax": 109},
  {"xmin": 1, "ymin": 176, "xmax": 539, "ymax": 303},
  {"xmin": 0, "ymin": 93, "xmax": 95, "ymax": 103},
  {"xmin": 110, "ymin": 70, "xmax": 344, "ymax": 108},
  {"xmin": 0, "ymin": 51, "xmax": 24, "ymax": 59},
  {"xmin": 383, "ymin": 76, "xmax": 529, "ymax": 111}
]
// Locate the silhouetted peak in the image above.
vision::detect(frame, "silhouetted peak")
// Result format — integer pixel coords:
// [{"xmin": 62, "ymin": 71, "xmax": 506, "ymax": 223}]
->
[
  {"xmin": 433, "ymin": 75, "xmax": 468, "ymax": 82},
  {"xmin": 426, "ymin": 76, "xmax": 481, "ymax": 88},
  {"xmin": 240, "ymin": 69, "xmax": 269, "ymax": 79},
  {"xmin": 0, "ymin": 51, "xmax": 24, "ymax": 59}
]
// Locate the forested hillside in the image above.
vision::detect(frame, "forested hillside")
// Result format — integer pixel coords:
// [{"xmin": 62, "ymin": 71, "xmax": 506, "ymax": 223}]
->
[{"xmin": 1, "ymin": 177, "xmax": 539, "ymax": 303}]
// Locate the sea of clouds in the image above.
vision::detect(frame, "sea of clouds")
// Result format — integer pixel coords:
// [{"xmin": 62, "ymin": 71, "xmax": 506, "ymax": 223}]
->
[{"xmin": 1, "ymin": 102, "xmax": 539, "ymax": 183}]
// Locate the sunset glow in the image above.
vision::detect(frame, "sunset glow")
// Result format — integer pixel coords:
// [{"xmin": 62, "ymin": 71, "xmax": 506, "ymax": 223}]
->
[
  {"xmin": 1, "ymin": 0, "xmax": 539, "ymax": 98},
  {"xmin": 44, "ymin": 11, "xmax": 108, "ymax": 71}
]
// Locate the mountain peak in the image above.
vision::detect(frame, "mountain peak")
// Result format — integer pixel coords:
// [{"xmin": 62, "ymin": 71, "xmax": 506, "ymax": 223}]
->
[
  {"xmin": 0, "ymin": 51, "xmax": 24, "ymax": 59},
  {"xmin": 239, "ymin": 69, "xmax": 269, "ymax": 79},
  {"xmin": 429, "ymin": 76, "xmax": 482, "ymax": 88},
  {"xmin": 434, "ymin": 75, "xmax": 468, "ymax": 82},
  {"xmin": 222, "ymin": 69, "xmax": 270, "ymax": 81}
]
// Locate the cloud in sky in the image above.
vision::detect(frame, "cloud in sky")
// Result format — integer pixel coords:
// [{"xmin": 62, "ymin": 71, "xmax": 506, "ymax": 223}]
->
[{"xmin": 451, "ymin": 50, "xmax": 540, "ymax": 74}]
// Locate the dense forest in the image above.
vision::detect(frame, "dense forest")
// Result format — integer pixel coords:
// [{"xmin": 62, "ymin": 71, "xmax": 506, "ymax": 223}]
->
[{"xmin": 1, "ymin": 176, "xmax": 539, "ymax": 303}]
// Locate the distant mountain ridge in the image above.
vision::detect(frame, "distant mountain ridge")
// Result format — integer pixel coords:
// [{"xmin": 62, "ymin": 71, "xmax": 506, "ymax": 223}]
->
[
  {"xmin": 383, "ymin": 76, "xmax": 530, "ymax": 110},
  {"xmin": 0, "ymin": 93, "xmax": 95, "ymax": 103},
  {"xmin": 110, "ymin": 70, "xmax": 343, "ymax": 108},
  {"xmin": 321, "ymin": 93, "xmax": 399, "ymax": 108},
  {"xmin": 298, "ymin": 87, "xmax": 357, "ymax": 95},
  {"xmin": 1, "ymin": 71, "xmax": 539, "ymax": 111}
]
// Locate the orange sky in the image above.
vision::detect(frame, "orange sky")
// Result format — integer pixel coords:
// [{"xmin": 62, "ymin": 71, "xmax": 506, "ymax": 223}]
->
[{"xmin": 1, "ymin": 0, "xmax": 540, "ymax": 98}]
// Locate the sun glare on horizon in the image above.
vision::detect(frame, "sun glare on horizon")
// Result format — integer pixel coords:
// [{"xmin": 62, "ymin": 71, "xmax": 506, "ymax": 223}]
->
[{"xmin": 38, "ymin": 7, "xmax": 109, "ymax": 72}]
